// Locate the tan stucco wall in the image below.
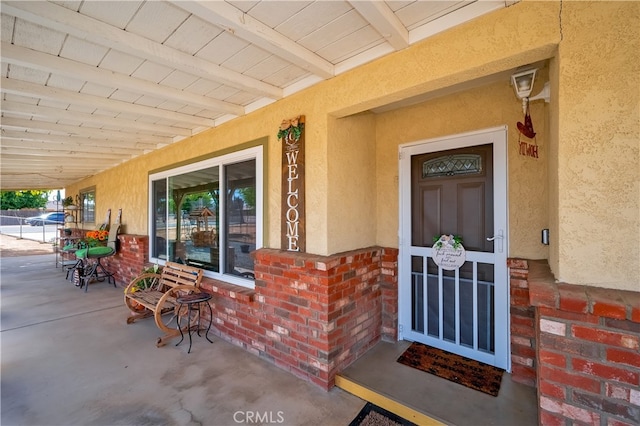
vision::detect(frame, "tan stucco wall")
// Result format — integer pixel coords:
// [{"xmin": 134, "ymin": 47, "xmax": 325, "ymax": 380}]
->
[
  {"xmin": 329, "ymin": 1, "xmax": 559, "ymax": 119},
  {"xmin": 66, "ymin": 1, "xmax": 639, "ymax": 291},
  {"xmin": 374, "ymin": 78, "xmax": 549, "ymax": 260},
  {"xmin": 320, "ymin": 0, "xmax": 559, "ymax": 259},
  {"xmin": 327, "ymin": 113, "xmax": 378, "ymax": 253},
  {"xmin": 554, "ymin": 1, "xmax": 639, "ymax": 289}
]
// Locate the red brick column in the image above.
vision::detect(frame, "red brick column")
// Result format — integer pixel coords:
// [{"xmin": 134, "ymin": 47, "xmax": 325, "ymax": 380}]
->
[
  {"xmin": 529, "ymin": 261, "xmax": 640, "ymax": 426},
  {"xmin": 102, "ymin": 234, "xmax": 149, "ymax": 285},
  {"xmin": 252, "ymin": 247, "xmax": 384, "ymax": 389},
  {"xmin": 508, "ymin": 258, "xmax": 538, "ymax": 387},
  {"xmin": 380, "ymin": 248, "xmax": 399, "ymax": 341},
  {"xmin": 199, "ymin": 279, "xmax": 257, "ymax": 349}
]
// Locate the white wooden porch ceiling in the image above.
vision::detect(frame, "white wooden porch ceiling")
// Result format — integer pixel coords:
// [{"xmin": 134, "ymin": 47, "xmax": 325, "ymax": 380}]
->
[{"xmin": 0, "ymin": 0, "xmax": 510, "ymax": 190}]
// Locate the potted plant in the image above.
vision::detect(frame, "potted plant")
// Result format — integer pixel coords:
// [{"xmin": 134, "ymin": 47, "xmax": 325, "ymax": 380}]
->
[
  {"xmin": 62, "ymin": 196, "xmax": 77, "ymax": 210},
  {"xmin": 136, "ymin": 264, "xmax": 163, "ymax": 291},
  {"xmin": 84, "ymin": 230, "xmax": 109, "ymax": 247}
]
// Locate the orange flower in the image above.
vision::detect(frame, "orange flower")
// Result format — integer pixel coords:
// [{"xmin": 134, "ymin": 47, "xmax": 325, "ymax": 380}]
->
[{"xmin": 85, "ymin": 230, "xmax": 109, "ymax": 246}]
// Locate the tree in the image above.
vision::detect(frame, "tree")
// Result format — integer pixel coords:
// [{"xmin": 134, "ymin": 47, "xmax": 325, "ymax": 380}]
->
[
  {"xmin": 238, "ymin": 186, "xmax": 256, "ymax": 209},
  {"xmin": 0, "ymin": 191, "xmax": 50, "ymax": 210}
]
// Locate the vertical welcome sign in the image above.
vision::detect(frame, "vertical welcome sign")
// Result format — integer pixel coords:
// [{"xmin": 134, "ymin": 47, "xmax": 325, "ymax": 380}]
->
[{"xmin": 279, "ymin": 115, "xmax": 305, "ymax": 252}]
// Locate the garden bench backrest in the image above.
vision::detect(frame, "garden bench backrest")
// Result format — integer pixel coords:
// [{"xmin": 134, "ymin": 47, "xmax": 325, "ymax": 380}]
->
[{"xmin": 155, "ymin": 261, "xmax": 203, "ymax": 292}]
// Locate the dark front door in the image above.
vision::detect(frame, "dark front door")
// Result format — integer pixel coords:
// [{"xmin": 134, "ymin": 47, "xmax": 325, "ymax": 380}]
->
[{"xmin": 399, "ymin": 128, "xmax": 509, "ymax": 369}]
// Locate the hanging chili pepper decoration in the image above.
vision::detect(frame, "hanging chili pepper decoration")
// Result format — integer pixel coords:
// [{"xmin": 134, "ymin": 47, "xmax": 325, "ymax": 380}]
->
[{"xmin": 517, "ymin": 99, "xmax": 536, "ymax": 139}]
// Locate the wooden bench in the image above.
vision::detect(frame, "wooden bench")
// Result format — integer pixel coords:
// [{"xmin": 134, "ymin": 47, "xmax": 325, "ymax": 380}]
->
[{"xmin": 124, "ymin": 261, "xmax": 204, "ymax": 347}]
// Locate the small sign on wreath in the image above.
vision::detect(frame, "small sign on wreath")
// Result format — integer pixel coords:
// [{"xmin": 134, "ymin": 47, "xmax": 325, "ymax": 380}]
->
[{"xmin": 432, "ymin": 235, "xmax": 466, "ymax": 270}]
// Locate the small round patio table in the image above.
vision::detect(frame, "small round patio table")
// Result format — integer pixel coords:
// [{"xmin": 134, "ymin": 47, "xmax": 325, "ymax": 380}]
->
[{"xmin": 175, "ymin": 293, "xmax": 214, "ymax": 353}]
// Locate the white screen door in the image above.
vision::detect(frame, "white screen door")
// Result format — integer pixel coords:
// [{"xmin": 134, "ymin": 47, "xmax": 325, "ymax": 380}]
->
[{"xmin": 398, "ymin": 127, "xmax": 509, "ymax": 370}]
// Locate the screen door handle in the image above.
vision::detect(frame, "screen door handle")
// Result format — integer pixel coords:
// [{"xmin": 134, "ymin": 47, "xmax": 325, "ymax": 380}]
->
[{"xmin": 486, "ymin": 230, "xmax": 504, "ymax": 253}]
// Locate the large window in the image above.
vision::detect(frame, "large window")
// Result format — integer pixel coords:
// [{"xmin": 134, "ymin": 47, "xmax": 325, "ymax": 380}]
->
[{"xmin": 149, "ymin": 147, "xmax": 262, "ymax": 288}]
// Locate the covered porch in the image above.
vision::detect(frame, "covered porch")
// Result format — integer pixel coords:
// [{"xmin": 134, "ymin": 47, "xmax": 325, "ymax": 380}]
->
[
  {"xmin": 0, "ymin": 249, "xmax": 363, "ymax": 425},
  {"xmin": 1, "ymin": 240, "xmax": 537, "ymax": 425}
]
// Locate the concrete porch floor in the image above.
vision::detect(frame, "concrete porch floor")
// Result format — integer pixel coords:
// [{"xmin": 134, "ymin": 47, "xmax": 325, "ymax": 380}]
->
[
  {"xmin": 0, "ymin": 253, "xmax": 365, "ymax": 426},
  {"xmin": 1, "ymin": 244, "xmax": 538, "ymax": 426},
  {"xmin": 336, "ymin": 340, "xmax": 539, "ymax": 426}
]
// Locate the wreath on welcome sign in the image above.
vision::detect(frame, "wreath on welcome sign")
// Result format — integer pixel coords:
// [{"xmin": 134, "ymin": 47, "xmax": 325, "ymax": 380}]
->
[{"xmin": 277, "ymin": 116, "xmax": 304, "ymax": 142}]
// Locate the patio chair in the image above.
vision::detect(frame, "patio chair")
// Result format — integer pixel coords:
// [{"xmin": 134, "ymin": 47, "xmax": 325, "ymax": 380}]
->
[{"xmin": 76, "ymin": 224, "xmax": 119, "ymax": 292}]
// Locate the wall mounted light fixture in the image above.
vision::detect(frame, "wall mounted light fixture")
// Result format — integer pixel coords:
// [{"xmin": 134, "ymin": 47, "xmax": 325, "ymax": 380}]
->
[
  {"xmin": 511, "ymin": 68, "xmax": 551, "ymax": 113},
  {"xmin": 511, "ymin": 68, "xmax": 537, "ymax": 99}
]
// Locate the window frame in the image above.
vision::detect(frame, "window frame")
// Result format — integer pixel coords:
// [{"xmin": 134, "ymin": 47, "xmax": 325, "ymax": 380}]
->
[
  {"xmin": 79, "ymin": 186, "xmax": 96, "ymax": 225},
  {"xmin": 148, "ymin": 146, "xmax": 263, "ymax": 289}
]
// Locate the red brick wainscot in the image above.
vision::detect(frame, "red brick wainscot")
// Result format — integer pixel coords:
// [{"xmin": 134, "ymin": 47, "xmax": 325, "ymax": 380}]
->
[
  {"xmin": 528, "ymin": 260, "xmax": 640, "ymax": 426},
  {"xmin": 200, "ymin": 247, "xmax": 397, "ymax": 390}
]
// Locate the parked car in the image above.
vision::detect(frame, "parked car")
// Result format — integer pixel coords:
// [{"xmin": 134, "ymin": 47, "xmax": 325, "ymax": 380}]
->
[{"xmin": 25, "ymin": 212, "xmax": 66, "ymax": 226}]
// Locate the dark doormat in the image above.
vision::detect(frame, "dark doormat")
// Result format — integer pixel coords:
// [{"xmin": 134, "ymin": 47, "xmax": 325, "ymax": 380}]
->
[
  {"xmin": 349, "ymin": 402, "xmax": 417, "ymax": 426},
  {"xmin": 396, "ymin": 342, "xmax": 504, "ymax": 396}
]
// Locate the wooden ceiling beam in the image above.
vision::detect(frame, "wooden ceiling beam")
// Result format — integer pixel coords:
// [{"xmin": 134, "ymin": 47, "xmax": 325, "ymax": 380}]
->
[
  {"xmin": 1, "ymin": 157, "xmax": 116, "ymax": 170},
  {"xmin": 0, "ymin": 176, "xmax": 83, "ymax": 191},
  {"xmin": 1, "ymin": 42, "xmax": 244, "ymax": 117},
  {"xmin": 1, "ymin": 101, "xmax": 192, "ymax": 137},
  {"xmin": 348, "ymin": 1, "xmax": 409, "ymax": 50},
  {"xmin": 1, "ymin": 117, "xmax": 170, "ymax": 145},
  {"xmin": 2, "ymin": 1, "xmax": 282, "ymax": 99},
  {"xmin": 1, "ymin": 133, "xmax": 149, "ymax": 154},
  {"xmin": 1, "ymin": 131, "xmax": 157, "ymax": 151},
  {"xmin": 174, "ymin": 1, "xmax": 334, "ymax": 78},
  {"xmin": 1, "ymin": 79, "xmax": 216, "ymax": 128},
  {"xmin": 1, "ymin": 146, "xmax": 132, "ymax": 161}
]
